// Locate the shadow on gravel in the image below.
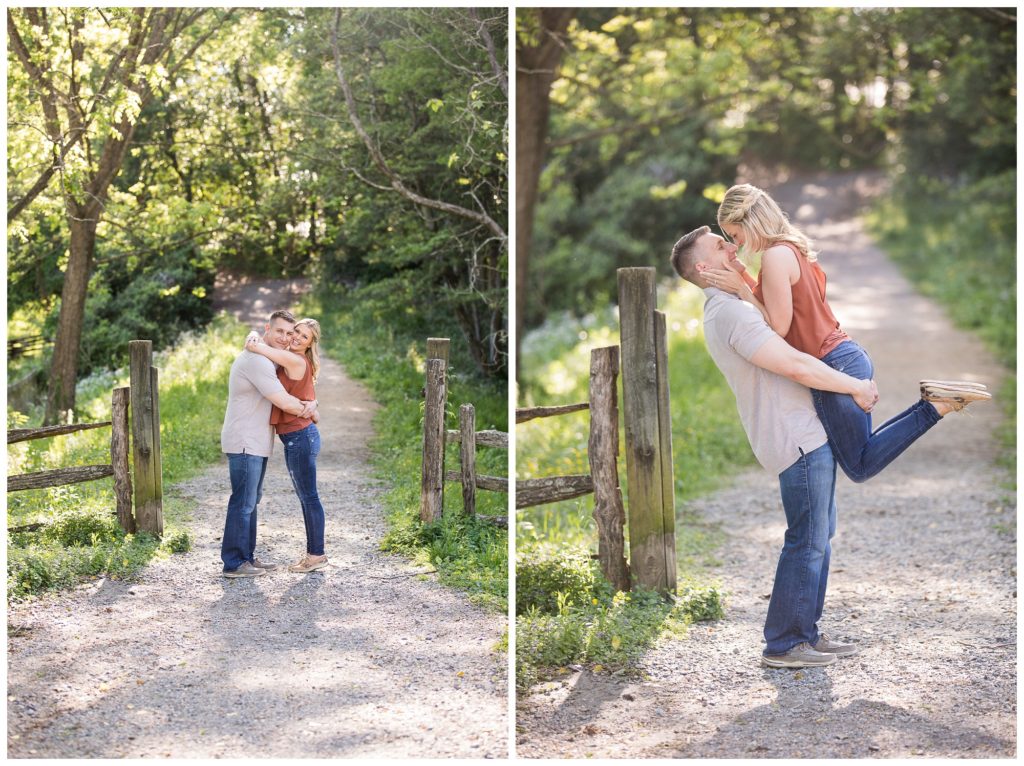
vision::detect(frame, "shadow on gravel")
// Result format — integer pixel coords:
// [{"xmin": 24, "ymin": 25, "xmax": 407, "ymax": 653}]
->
[{"xmin": 680, "ymin": 669, "xmax": 1013, "ymax": 758}]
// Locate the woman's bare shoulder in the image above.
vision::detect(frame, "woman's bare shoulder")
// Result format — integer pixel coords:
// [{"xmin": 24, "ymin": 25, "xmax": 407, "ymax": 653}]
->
[{"xmin": 762, "ymin": 244, "xmax": 800, "ymax": 271}]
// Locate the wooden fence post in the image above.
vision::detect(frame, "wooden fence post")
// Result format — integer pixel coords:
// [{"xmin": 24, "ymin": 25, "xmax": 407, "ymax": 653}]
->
[
  {"xmin": 589, "ymin": 346, "xmax": 631, "ymax": 592},
  {"xmin": 617, "ymin": 267, "xmax": 675, "ymax": 593},
  {"xmin": 130, "ymin": 340, "xmax": 163, "ymax": 536},
  {"xmin": 427, "ymin": 338, "xmax": 450, "ymax": 367},
  {"xmin": 420, "ymin": 356, "xmax": 448, "ymax": 523},
  {"xmin": 654, "ymin": 311, "xmax": 677, "ymax": 592},
  {"xmin": 459, "ymin": 404, "xmax": 477, "ymax": 516},
  {"xmin": 111, "ymin": 386, "xmax": 134, "ymax": 534}
]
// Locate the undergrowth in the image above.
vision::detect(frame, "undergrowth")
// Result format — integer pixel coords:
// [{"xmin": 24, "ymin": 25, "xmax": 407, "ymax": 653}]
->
[{"xmin": 7, "ymin": 314, "xmax": 244, "ymax": 601}]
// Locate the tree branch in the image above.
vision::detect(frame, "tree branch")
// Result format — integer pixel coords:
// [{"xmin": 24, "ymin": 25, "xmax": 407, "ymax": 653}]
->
[{"xmin": 331, "ymin": 9, "xmax": 506, "ymax": 245}]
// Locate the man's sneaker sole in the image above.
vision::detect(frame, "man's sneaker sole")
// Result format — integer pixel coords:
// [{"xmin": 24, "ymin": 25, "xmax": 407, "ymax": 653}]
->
[
  {"xmin": 288, "ymin": 559, "xmax": 329, "ymax": 573},
  {"xmin": 761, "ymin": 652, "xmax": 837, "ymax": 668},
  {"xmin": 223, "ymin": 569, "xmax": 265, "ymax": 578}
]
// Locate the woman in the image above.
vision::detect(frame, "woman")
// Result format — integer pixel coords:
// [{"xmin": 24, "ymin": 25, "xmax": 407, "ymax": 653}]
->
[
  {"xmin": 245, "ymin": 318, "xmax": 328, "ymax": 571},
  {"xmin": 704, "ymin": 183, "xmax": 990, "ymax": 483}
]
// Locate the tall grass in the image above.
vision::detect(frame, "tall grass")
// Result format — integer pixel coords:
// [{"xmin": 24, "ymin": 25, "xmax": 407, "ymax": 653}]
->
[
  {"xmin": 7, "ymin": 314, "xmax": 245, "ymax": 600},
  {"xmin": 297, "ymin": 287, "xmax": 508, "ymax": 612},
  {"xmin": 866, "ymin": 170, "xmax": 1016, "ymax": 475}
]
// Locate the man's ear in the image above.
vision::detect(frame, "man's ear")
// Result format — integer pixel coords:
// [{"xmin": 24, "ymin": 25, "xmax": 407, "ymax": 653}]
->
[{"xmin": 695, "ymin": 262, "xmax": 708, "ymax": 273}]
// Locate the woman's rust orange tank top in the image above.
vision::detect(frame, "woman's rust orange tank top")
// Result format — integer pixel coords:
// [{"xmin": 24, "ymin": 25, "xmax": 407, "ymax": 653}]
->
[{"xmin": 753, "ymin": 242, "xmax": 849, "ymax": 359}]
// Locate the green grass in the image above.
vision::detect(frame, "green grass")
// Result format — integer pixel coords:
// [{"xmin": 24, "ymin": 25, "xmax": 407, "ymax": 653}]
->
[
  {"xmin": 297, "ymin": 287, "xmax": 508, "ymax": 613},
  {"xmin": 7, "ymin": 314, "xmax": 245, "ymax": 601},
  {"xmin": 866, "ymin": 170, "xmax": 1016, "ymax": 478},
  {"xmin": 516, "ymin": 284, "xmax": 744, "ymax": 688}
]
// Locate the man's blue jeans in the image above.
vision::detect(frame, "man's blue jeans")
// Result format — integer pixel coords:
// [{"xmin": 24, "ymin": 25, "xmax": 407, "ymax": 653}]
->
[
  {"xmin": 279, "ymin": 424, "xmax": 325, "ymax": 556},
  {"xmin": 221, "ymin": 451, "xmax": 269, "ymax": 572},
  {"xmin": 812, "ymin": 341, "xmax": 942, "ymax": 483},
  {"xmin": 763, "ymin": 443, "xmax": 837, "ymax": 656}
]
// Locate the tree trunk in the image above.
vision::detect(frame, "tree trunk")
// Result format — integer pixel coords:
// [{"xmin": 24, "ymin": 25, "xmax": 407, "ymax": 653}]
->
[
  {"xmin": 45, "ymin": 212, "xmax": 96, "ymax": 424},
  {"xmin": 515, "ymin": 8, "xmax": 575, "ymax": 378}
]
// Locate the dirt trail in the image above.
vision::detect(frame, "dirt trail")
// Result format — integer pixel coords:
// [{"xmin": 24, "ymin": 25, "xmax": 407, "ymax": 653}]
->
[
  {"xmin": 7, "ymin": 277, "xmax": 508, "ymax": 758},
  {"xmin": 516, "ymin": 170, "xmax": 1016, "ymax": 758}
]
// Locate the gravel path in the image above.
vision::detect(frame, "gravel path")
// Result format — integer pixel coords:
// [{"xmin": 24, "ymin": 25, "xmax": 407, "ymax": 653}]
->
[
  {"xmin": 516, "ymin": 170, "xmax": 1016, "ymax": 758},
  {"xmin": 7, "ymin": 279, "xmax": 508, "ymax": 758}
]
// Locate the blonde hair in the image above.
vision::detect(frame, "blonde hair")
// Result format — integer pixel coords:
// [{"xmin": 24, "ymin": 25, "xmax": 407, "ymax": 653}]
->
[
  {"xmin": 294, "ymin": 318, "xmax": 321, "ymax": 384},
  {"xmin": 716, "ymin": 183, "xmax": 818, "ymax": 262}
]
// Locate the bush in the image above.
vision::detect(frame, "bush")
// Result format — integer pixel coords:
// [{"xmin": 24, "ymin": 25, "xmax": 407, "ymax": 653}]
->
[
  {"xmin": 161, "ymin": 528, "xmax": 192, "ymax": 554},
  {"xmin": 41, "ymin": 509, "xmax": 121, "ymax": 548},
  {"xmin": 516, "ymin": 550, "xmax": 604, "ymax": 615},
  {"xmin": 515, "ymin": 581, "xmax": 725, "ymax": 691}
]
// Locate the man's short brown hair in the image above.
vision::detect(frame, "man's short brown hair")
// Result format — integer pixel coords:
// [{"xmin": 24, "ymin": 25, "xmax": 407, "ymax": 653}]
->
[
  {"xmin": 268, "ymin": 309, "xmax": 296, "ymax": 325},
  {"xmin": 670, "ymin": 225, "xmax": 711, "ymax": 284}
]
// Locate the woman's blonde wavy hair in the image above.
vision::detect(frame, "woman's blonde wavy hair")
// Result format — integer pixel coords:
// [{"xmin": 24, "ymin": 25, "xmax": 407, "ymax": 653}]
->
[
  {"xmin": 294, "ymin": 318, "xmax": 321, "ymax": 384},
  {"xmin": 716, "ymin": 183, "xmax": 818, "ymax": 262}
]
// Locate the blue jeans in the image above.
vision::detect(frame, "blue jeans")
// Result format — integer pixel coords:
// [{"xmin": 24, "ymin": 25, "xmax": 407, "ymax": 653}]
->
[
  {"xmin": 279, "ymin": 424, "xmax": 325, "ymax": 556},
  {"xmin": 764, "ymin": 443, "xmax": 837, "ymax": 656},
  {"xmin": 221, "ymin": 452, "xmax": 269, "ymax": 572},
  {"xmin": 812, "ymin": 341, "xmax": 942, "ymax": 483}
]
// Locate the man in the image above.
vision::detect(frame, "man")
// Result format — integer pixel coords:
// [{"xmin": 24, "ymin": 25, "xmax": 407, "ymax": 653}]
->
[
  {"xmin": 220, "ymin": 309, "xmax": 317, "ymax": 578},
  {"xmin": 670, "ymin": 226, "xmax": 878, "ymax": 668}
]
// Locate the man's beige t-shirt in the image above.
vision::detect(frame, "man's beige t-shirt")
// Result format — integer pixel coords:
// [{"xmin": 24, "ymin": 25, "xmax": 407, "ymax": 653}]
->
[
  {"xmin": 702, "ymin": 288, "xmax": 827, "ymax": 475},
  {"xmin": 220, "ymin": 350, "xmax": 286, "ymax": 458}
]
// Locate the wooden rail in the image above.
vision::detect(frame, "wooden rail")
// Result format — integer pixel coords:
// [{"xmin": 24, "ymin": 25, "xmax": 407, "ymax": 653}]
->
[
  {"xmin": 8, "ymin": 421, "xmax": 112, "ymax": 444},
  {"xmin": 7, "ymin": 334, "xmax": 50, "ymax": 359},
  {"xmin": 516, "ymin": 346, "xmax": 630, "ymax": 591},
  {"xmin": 516, "ymin": 402, "xmax": 589, "ymax": 423},
  {"xmin": 7, "ymin": 387, "xmax": 133, "ymax": 532},
  {"xmin": 6, "ymin": 340, "xmax": 162, "ymax": 537}
]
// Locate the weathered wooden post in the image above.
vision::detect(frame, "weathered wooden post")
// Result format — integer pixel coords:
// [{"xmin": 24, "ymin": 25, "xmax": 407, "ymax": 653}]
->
[
  {"xmin": 111, "ymin": 386, "xmax": 134, "ymax": 534},
  {"xmin": 420, "ymin": 338, "xmax": 450, "ymax": 522},
  {"xmin": 129, "ymin": 340, "xmax": 163, "ymax": 536},
  {"xmin": 459, "ymin": 403, "xmax": 477, "ymax": 516},
  {"xmin": 589, "ymin": 346, "xmax": 631, "ymax": 592},
  {"xmin": 654, "ymin": 311, "xmax": 677, "ymax": 592},
  {"xmin": 617, "ymin": 267, "xmax": 676, "ymax": 592}
]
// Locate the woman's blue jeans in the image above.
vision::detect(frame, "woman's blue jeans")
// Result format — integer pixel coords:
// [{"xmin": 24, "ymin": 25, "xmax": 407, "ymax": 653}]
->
[
  {"xmin": 279, "ymin": 423, "xmax": 326, "ymax": 556},
  {"xmin": 221, "ymin": 452, "xmax": 269, "ymax": 572},
  {"xmin": 812, "ymin": 341, "xmax": 942, "ymax": 483},
  {"xmin": 764, "ymin": 443, "xmax": 837, "ymax": 656}
]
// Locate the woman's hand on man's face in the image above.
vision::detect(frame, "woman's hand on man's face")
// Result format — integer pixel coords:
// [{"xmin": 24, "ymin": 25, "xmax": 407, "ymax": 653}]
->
[{"xmin": 703, "ymin": 261, "xmax": 746, "ymax": 295}]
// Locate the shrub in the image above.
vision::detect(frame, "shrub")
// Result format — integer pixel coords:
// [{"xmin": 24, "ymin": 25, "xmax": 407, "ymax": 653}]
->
[
  {"xmin": 516, "ymin": 550, "xmax": 604, "ymax": 615},
  {"xmin": 161, "ymin": 528, "xmax": 192, "ymax": 554},
  {"xmin": 41, "ymin": 510, "xmax": 121, "ymax": 548}
]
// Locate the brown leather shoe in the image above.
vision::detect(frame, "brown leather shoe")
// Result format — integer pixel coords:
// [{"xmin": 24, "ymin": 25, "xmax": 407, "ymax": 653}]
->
[
  {"xmin": 920, "ymin": 381, "xmax": 993, "ymax": 411},
  {"xmin": 919, "ymin": 379, "xmax": 988, "ymax": 391},
  {"xmin": 288, "ymin": 554, "xmax": 329, "ymax": 573},
  {"xmin": 814, "ymin": 633, "xmax": 859, "ymax": 657}
]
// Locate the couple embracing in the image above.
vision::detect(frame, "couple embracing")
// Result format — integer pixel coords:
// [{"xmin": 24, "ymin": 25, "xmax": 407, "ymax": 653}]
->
[
  {"xmin": 219, "ymin": 309, "xmax": 329, "ymax": 578},
  {"xmin": 671, "ymin": 184, "xmax": 990, "ymax": 668}
]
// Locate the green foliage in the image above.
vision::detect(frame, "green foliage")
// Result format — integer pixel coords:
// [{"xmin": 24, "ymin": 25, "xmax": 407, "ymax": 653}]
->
[
  {"xmin": 524, "ymin": 7, "xmax": 1015, "ymax": 330},
  {"xmin": 516, "ymin": 550, "xmax": 605, "ymax": 615},
  {"xmin": 299, "ymin": 287, "xmax": 508, "ymax": 611},
  {"xmin": 40, "ymin": 510, "xmax": 120, "ymax": 548},
  {"xmin": 515, "ymin": 550, "xmax": 724, "ymax": 689},
  {"xmin": 867, "ymin": 170, "xmax": 1016, "ymax": 474},
  {"xmin": 7, "ymin": 318, "xmax": 243, "ymax": 601}
]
